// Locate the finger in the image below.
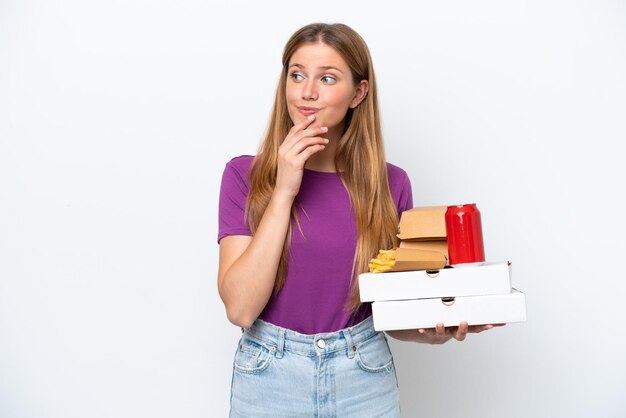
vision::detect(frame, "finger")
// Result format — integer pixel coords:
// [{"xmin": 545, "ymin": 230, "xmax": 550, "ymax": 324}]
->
[
  {"xmin": 296, "ymin": 126, "xmax": 329, "ymax": 142},
  {"xmin": 288, "ymin": 136, "xmax": 329, "ymax": 156},
  {"xmin": 435, "ymin": 323, "xmax": 445, "ymax": 337},
  {"xmin": 455, "ymin": 321, "xmax": 468, "ymax": 341},
  {"xmin": 279, "ymin": 136, "xmax": 328, "ymax": 167},
  {"xmin": 289, "ymin": 114, "xmax": 317, "ymax": 133},
  {"xmin": 281, "ymin": 114, "xmax": 317, "ymax": 149},
  {"xmin": 288, "ymin": 136, "xmax": 329, "ymax": 160},
  {"xmin": 467, "ymin": 325, "xmax": 486, "ymax": 333},
  {"xmin": 285, "ymin": 115, "xmax": 322, "ymax": 139},
  {"xmin": 479, "ymin": 323, "xmax": 506, "ymax": 331},
  {"xmin": 467, "ymin": 324, "xmax": 497, "ymax": 333},
  {"xmin": 283, "ymin": 126, "xmax": 329, "ymax": 151},
  {"xmin": 296, "ymin": 142, "xmax": 327, "ymax": 162}
]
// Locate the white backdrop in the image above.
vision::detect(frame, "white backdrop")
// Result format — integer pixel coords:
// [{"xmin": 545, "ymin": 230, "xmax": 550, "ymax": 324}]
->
[{"xmin": 1, "ymin": 1, "xmax": 625, "ymax": 417}]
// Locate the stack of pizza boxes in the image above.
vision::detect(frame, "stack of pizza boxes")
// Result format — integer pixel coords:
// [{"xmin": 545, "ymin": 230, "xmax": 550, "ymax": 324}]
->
[{"xmin": 358, "ymin": 206, "xmax": 527, "ymax": 331}]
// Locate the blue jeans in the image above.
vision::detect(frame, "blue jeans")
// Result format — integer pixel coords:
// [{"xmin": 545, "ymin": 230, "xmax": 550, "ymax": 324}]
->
[{"xmin": 229, "ymin": 316, "xmax": 400, "ymax": 417}]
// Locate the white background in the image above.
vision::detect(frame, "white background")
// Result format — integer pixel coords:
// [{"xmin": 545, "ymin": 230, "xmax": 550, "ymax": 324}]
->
[{"xmin": 1, "ymin": 1, "xmax": 625, "ymax": 417}]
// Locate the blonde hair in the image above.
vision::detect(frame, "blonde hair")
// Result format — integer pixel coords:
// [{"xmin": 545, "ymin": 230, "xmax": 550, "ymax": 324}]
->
[{"xmin": 246, "ymin": 23, "xmax": 399, "ymax": 312}]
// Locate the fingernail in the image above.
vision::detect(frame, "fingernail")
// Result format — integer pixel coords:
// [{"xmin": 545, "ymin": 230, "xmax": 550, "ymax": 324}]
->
[
  {"xmin": 321, "ymin": 126, "xmax": 328, "ymax": 132},
  {"xmin": 418, "ymin": 329, "xmax": 425, "ymax": 334},
  {"xmin": 308, "ymin": 115, "xmax": 315, "ymax": 120}
]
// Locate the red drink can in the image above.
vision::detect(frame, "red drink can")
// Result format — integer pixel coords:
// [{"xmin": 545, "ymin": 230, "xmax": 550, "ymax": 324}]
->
[{"xmin": 445, "ymin": 203, "xmax": 486, "ymax": 266}]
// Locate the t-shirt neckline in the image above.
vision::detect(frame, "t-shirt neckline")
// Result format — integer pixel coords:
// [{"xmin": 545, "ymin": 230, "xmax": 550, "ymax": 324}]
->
[{"xmin": 303, "ymin": 168, "xmax": 344, "ymax": 178}]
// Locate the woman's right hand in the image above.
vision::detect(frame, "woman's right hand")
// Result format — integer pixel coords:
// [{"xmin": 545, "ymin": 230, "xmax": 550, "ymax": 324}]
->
[{"xmin": 274, "ymin": 115, "xmax": 329, "ymax": 199}]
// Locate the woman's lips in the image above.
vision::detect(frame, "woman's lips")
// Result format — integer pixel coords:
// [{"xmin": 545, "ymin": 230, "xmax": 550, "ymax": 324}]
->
[{"xmin": 298, "ymin": 107, "xmax": 320, "ymax": 116}]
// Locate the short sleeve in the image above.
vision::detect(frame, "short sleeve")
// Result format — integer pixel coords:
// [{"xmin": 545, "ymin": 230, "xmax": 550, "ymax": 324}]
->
[
  {"xmin": 217, "ymin": 157, "xmax": 254, "ymax": 243},
  {"xmin": 397, "ymin": 174, "xmax": 413, "ymax": 215},
  {"xmin": 386, "ymin": 163, "xmax": 414, "ymax": 217}
]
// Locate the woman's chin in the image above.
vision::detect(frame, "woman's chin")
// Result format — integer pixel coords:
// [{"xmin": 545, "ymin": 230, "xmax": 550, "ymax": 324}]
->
[{"xmin": 290, "ymin": 116, "xmax": 321, "ymax": 129}]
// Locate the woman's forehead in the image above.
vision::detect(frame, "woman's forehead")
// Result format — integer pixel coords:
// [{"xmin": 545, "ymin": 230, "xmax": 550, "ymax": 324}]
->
[{"xmin": 288, "ymin": 42, "xmax": 348, "ymax": 70}]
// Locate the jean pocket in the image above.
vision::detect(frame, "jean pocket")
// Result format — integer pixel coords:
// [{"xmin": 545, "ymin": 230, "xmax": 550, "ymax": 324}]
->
[
  {"xmin": 233, "ymin": 335, "xmax": 274, "ymax": 375},
  {"xmin": 354, "ymin": 332, "xmax": 394, "ymax": 373}
]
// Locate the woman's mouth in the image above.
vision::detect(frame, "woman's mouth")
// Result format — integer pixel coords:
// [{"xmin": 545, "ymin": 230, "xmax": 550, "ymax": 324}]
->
[{"xmin": 298, "ymin": 107, "xmax": 320, "ymax": 116}]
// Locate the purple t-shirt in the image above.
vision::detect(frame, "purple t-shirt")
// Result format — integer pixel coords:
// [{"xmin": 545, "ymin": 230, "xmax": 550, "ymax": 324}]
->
[{"xmin": 218, "ymin": 155, "xmax": 413, "ymax": 334}]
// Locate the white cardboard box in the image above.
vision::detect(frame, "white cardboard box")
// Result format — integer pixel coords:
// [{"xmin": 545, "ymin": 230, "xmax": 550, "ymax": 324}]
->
[
  {"xmin": 370, "ymin": 289, "xmax": 527, "ymax": 331},
  {"xmin": 359, "ymin": 261, "xmax": 512, "ymax": 302}
]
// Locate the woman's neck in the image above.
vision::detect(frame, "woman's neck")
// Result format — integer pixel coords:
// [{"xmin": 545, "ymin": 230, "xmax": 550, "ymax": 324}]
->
[{"xmin": 304, "ymin": 132, "xmax": 340, "ymax": 172}]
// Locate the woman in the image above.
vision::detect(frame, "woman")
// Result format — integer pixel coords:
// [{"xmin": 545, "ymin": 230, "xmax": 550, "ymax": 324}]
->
[{"xmin": 218, "ymin": 22, "xmax": 496, "ymax": 417}]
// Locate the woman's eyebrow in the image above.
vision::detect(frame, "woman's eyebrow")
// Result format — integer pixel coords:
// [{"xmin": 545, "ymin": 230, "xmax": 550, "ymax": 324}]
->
[
  {"xmin": 319, "ymin": 65, "xmax": 343, "ymax": 73},
  {"xmin": 289, "ymin": 63, "xmax": 344, "ymax": 73}
]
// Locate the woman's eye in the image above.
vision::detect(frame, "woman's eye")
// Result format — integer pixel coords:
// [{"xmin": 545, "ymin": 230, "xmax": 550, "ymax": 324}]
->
[
  {"xmin": 290, "ymin": 73, "xmax": 304, "ymax": 81},
  {"xmin": 321, "ymin": 75, "xmax": 336, "ymax": 84}
]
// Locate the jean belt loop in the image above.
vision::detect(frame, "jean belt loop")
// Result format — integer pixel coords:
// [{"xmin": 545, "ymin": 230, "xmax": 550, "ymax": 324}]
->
[
  {"xmin": 276, "ymin": 328, "xmax": 285, "ymax": 359},
  {"xmin": 343, "ymin": 328, "xmax": 355, "ymax": 359}
]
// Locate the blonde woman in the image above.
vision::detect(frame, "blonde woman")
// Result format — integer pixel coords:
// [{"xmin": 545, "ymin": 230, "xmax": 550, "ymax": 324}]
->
[{"xmin": 218, "ymin": 23, "xmax": 495, "ymax": 417}]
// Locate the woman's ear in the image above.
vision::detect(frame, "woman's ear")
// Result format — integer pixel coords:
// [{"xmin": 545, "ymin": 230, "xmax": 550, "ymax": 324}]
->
[{"xmin": 350, "ymin": 80, "xmax": 369, "ymax": 109}]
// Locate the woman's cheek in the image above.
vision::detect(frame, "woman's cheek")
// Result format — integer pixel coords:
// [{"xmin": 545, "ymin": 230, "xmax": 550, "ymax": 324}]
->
[{"xmin": 287, "ymin": 109, "xmax": 301, "ymax": 126}]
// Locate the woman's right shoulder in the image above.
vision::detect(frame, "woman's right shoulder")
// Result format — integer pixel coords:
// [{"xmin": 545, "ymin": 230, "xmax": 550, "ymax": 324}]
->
[
  {"xmin": 225, "ymin": 155, "xmax": 255, "ymax": 171},
  {"xmin": 220, "ymin": 155, "xmax": 256, "ymax": 199},
  {"xmin": 224, "ymin": 155, "xmax": 256, "ymax": 178}
]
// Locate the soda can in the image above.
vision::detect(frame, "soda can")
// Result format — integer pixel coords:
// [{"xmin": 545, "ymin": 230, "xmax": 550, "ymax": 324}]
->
[{"xmin": 445, "ymin": 203, "xmax": 486, "ymax": 266}]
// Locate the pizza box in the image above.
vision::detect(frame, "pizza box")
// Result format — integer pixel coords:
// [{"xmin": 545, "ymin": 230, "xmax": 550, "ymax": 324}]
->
[
  {"xmin": 359, "ymin": 261, "xmax": 512, "ymax": 302},
  {"xmin": 370, "ymin": 288, "xmax": 527, "ymax": 331}
]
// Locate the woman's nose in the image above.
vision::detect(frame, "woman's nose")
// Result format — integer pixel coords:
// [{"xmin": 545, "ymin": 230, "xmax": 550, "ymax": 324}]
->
[{"xmin": 302, "ymin": 80, "xmax": 318, "ymax": 100}]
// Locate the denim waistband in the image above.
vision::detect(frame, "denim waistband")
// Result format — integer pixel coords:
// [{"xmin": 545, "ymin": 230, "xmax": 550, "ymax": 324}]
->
[{"xmin": 244, "ymin": 316, "xmax": 379, "ymax": 358}]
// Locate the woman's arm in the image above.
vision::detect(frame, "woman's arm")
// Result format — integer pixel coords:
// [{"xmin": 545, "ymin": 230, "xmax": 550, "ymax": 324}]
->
[
  {"xmin": 218, "ymin": 115, "xmax": 328, "ymax": 328},
  {"xmin": 385, "ymin": 322, "xmax": 504, "ymax": 344},
  {"xmin": 218, "ymin": 192, "xmax": 295, "ymax": 328}
]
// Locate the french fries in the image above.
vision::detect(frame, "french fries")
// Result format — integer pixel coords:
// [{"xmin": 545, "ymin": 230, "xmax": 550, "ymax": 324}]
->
[{"xmin": 368, "ymin": 249, "xmax": 396, "ymax": 273}]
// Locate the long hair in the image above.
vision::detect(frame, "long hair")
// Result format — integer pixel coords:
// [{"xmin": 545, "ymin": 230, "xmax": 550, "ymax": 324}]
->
[{"xmin": 246, "ymin": 23, "xmax": 399, "ymax": 312}]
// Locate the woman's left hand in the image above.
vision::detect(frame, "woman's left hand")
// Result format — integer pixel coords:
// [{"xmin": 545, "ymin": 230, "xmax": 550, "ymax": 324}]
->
[
  {"xmin": 417, "ymin": 322, "xmax": 504, "ymax": 344},
  {"xmin": 385, "ymin": 322, "xmax": 505, "ymax": 344}
]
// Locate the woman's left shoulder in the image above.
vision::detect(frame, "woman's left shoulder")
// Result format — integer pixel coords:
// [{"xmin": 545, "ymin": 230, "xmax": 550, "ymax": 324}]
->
[
  {"xmin": 385, "ymin": 162, "xmax": 409, "ymax": 185},
  {"xmin": 386, "ymin": 162, "xmax": 413, "ymax": 210}
]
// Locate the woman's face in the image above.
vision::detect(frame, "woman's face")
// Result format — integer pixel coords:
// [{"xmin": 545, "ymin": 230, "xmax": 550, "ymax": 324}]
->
[{"xmin": 286, "ymin": 42, "xmax": 367, "ymax": 138}]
